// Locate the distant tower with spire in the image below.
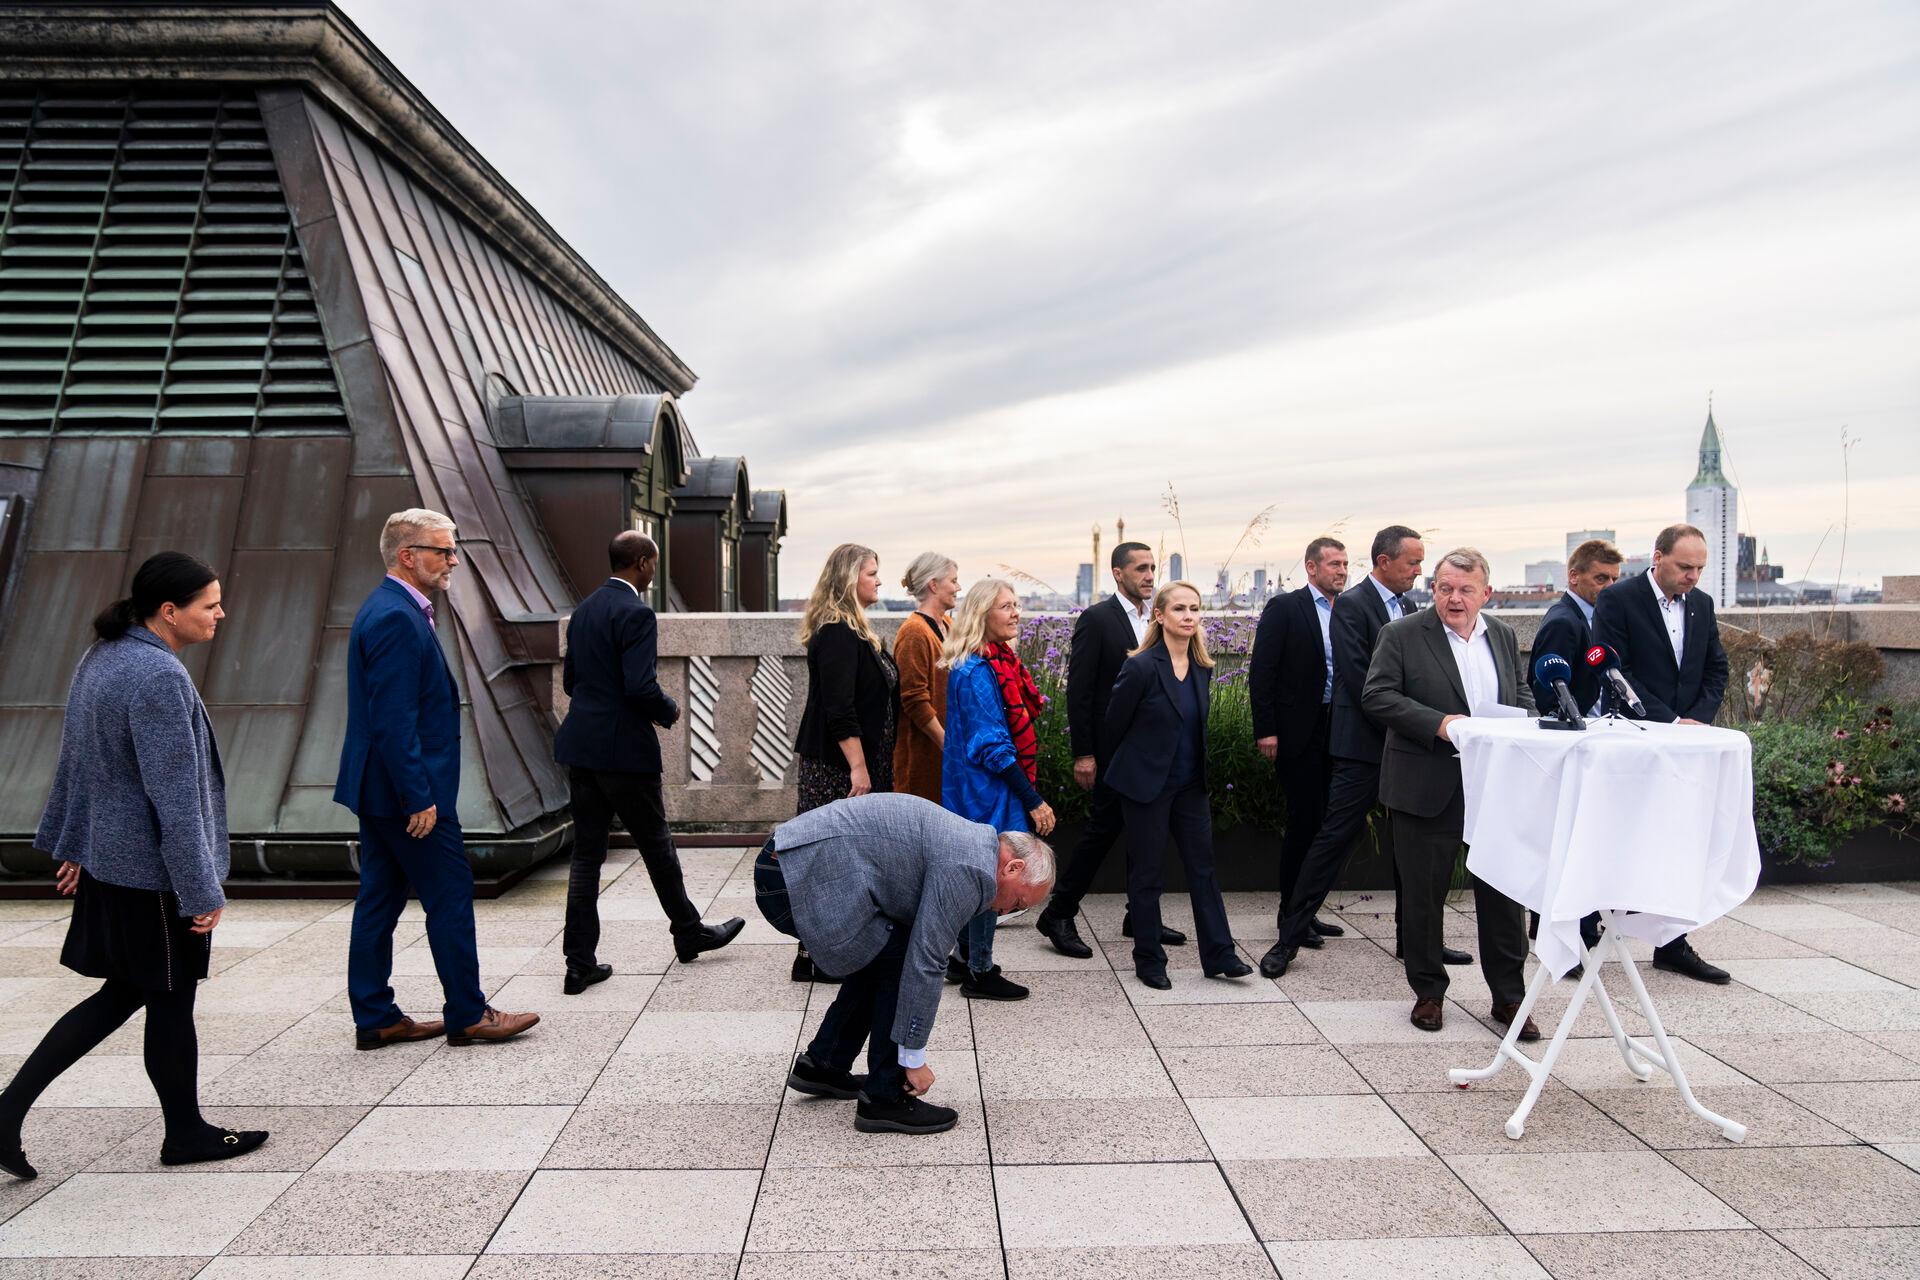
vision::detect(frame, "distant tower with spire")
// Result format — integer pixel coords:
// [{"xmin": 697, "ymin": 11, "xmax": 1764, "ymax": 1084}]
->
[{"xmin": 1684, "ymin": 397, "xmax": 1739, "ymax": 608}]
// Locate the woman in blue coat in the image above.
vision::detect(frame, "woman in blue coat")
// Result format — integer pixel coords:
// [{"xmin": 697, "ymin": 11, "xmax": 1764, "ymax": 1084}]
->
[
  {"xmin": 1, "ymin": 553, "xmax": 267, "ymax": 1178},
  {"xmin": 940, "ymin": 579, "xmax": 1055, "ymax": 1002},
  {"xmin": 1104, "ymin": 581, "xmax": 1251, "ymax": 990}
]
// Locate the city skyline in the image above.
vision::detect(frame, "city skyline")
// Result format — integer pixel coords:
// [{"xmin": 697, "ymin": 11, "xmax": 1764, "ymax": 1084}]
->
[{"xmin": 345, "ymin": 2, "xmax": 1918, "ymax": 601}]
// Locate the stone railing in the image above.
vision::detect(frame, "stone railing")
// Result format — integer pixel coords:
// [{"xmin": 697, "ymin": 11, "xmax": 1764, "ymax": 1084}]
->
[{"xmin": 636, "ymin": 604, "xmax": 1919, "ymax": 831}]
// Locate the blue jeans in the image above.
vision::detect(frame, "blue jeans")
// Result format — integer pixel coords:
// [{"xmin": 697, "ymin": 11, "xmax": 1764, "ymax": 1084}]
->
[
  {"xmin": 753, "ymin": 840, "xmax": 906, "ymax": 1102},
  {"xmin": 961, "ymin": 909, "xmax": 996, "ymax": 975},
  {"xmin": 349, "ymin": 815, "xmax": 486, "ymax": 1033}
]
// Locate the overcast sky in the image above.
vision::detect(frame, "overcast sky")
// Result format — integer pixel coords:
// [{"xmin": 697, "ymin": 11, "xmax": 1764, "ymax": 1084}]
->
[{"xmin": 347, "ymin": 0, "xmax": 1918, "ymax": 598}]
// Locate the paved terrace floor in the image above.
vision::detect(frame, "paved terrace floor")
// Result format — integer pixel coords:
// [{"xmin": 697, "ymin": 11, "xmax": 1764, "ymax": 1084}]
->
[{"xmin": 0, "ymin": 851, "xmax": 1916, "ymax": 1278}]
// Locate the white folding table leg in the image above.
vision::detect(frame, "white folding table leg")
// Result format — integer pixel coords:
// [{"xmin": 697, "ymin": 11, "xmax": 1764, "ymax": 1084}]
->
[
  {"xmin": 1608, "ymin": 934, "xmax": 1747, "ymax": 1143},
  {"xmin": 1580, "ymin": 930, "xmax": 1654, "ymax": 1082},
  {"xmin": 1448, "ymin": 943, "xmax": 1607, "ymax": 1139}
]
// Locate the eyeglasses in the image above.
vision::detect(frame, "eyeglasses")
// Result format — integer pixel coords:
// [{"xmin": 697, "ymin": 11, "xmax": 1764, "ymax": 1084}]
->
[{"xmin": 406, "ymin": 545, "xmax": 459, "ymax": 560}]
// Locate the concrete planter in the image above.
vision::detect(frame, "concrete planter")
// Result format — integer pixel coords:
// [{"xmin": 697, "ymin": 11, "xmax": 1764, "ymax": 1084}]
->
[
  {"xmin": 1758, "ymin": 826, "xmax": 1918, "ymax": 884},
  {"xmin": 1047, "ymin": 816, "xmax": 1399, "ymax": 893}
]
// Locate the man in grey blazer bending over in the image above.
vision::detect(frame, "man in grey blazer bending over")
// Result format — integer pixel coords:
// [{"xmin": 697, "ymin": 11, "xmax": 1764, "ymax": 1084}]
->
[{"xmin": 755, "ymin": 793, "xmax": 1055, "ymax": 1134}]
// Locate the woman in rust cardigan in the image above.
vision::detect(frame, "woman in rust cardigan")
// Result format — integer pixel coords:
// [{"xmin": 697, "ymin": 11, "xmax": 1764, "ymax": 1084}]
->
[{"xmin": 891, "ymin": 552, "xmax": 960, "ymax": 803}]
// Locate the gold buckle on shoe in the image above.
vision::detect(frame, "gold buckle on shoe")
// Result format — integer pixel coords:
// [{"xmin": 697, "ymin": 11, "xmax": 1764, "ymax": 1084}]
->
[{"xmin": 223, "ymin": 1133, "xmax": 238, "ymax": 1145}]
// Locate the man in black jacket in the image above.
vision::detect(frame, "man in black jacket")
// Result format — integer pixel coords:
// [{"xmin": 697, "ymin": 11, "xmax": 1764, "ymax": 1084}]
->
[
  {"xmin": 1591, "ymin": 523, "xmax": 1732, "ymax": 985},
  {"xmin": 554, "ymin": 532, "xmax": 742, "ymax": 994},
  {"xmin": 1249, "ymin": 537, "xmax": 1349, "ymax": 941},
  {"xmin": 1263, "ymin": 524, "xmax": 1472, "ymax": 978},
  {"xmin": 1034, "ymin": 542, "xmax": 1186, "ymax": 957}
]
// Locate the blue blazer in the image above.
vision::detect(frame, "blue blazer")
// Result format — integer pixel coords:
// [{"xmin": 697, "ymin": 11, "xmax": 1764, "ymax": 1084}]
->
[
  {"xmin": 1102, "ymin": 643, "xmax": 1212, "ymax": 804},
  {"xmin": 334, "ymin": 577, "xmax": 461, "ymax": 818},
  {"xmin": 1591, "ymin": 574, "xmax": 1729, "ymax": 724},
  {"xmin": 941, "ymin": 656, "xmax": 1039, "ymax": 832},
  {"xmin": 1531, "ymin": 591, "xmax": 1603, "ymax": 713},
  {"xmin": 555, "ymin": 578, "xmax": 679, "ymax": 774}
]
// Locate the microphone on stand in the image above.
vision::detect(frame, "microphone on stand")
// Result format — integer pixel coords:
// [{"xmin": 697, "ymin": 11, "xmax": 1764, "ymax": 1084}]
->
[
  {"xmin": 1584, "ymin": 644, "xmax": 1647, "ymax": 717},
  {"xmin": 1532, "ymin": 653, "xmax": 1587, "ymax": 731}
]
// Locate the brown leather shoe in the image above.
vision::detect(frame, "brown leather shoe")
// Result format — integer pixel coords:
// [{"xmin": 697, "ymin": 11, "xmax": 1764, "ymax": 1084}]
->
[
  {"xmin": 1410, "ymin": 997, "xmax": 1445, "ymax": 1032},
  {"xmin": 354, "ymin": 1015, "xmax": 446, "ymax": 1051},
  {"xmin": 447, "ymin": 1007, "xmax": 539, "ymax": 1046},
  {"xmin": 1491, "ymin": 1002, "xmax": 1542, "ymax": 1042}
]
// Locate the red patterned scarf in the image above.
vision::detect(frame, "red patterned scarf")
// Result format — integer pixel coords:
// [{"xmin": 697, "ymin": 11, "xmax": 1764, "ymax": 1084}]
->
[{"xmin": 983, "ymin": 641, "xmax": 1043, "ymax": 784}]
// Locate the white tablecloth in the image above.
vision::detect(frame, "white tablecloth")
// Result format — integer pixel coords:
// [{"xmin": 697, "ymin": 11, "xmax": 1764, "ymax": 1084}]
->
[{"xmin": 1451, "ymin": 717, "xmax": 1761, "ymax": 979}]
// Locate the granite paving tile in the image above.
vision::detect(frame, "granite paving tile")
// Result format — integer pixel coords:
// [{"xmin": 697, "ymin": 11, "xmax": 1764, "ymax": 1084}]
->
[
  {"xmin": 488, "ymin": 1169, "xmax": 760, "ymax": 1254},
  {"xmin": 740, "ymin": 1251, "xmax": 1005, "ymax": 1280},
  {"xmin": 587, "ymin": 1051, "xmax": 792, "ymax": 1104},
  {"xmin": 201, "ymin": 1050, "xmax": 424, "ymax": 1105},
  {"xmin": 1445, "ymin": 1151, "xmax": 1748, "ymax": 1233},
  {"xmin": 88, "ymin": 1105, "xmax": 369, "ymax": 1173},
  {"xmin": 491, "ymin": 972, "xmax": 661, "ymax": 1011},
  {"xmin": 1667, "ymin": 1145, "xmax": 1920, "ymax": 1228},
  {"xmin": 1266, "ymin": 1235, "xmax": 1551, "ymax": 1278},
  {"xmin": 1007, "ymin": 1243, "xmax": 1278, "ymax": 1279},
  {"xmin": 617, "ymin": 1010, "xmax": 803, "ymax": 1055},
  {"xmin": 467, "ymin": 1257, "xmax": 732, "ymax": 1280},
  {"xmin": 1190, "ymin": 1093, "xmax": 1426, "ymax": 1160},
  {"xmin": 1133, "ymin": 1000, "xmax": 1325, "ymax": 1046},
  {"xmin": 984, "ymin": 1097, "xmax": 1209, "ymax": 1164},
  {"xmin": 1769, "ymin": 1226, "xmax": 1920, "ymax": 1280},
  {"xmin": 30, "ymin": 1055, "xmax": 244, "ymax": 1107},
  {"xmin": 1160, "ymin": 1043, "xmax": 1369, "ymax": 1095},
  {"xmin": 769, "ymin": 1053, "xmax": 986, "ymax": 1166},
  {"xmin": 749, "ymin": 1166, "xmax": 999, "ymax": 1251},
  {"xmin": 1578, "ymin": 1085, "xmax": 1855, "ymax": 1148},
  {"xmin": 197, "ymin": 1259, "xmax": 477, "ymax": 1279},
  {"xmin": 314, "ymin": 1104, "xmax": 571, "ymax": 1171},
  {"xmin": 224, "ymin": 1170, "xmax": 527, "ymax": 1255},
  {"xmin": 1386, "ymin": 1088, "xmax": 1646, "ymax": 1155},
  {"xmin": 1517, "ymin": 1229, "xmax": 1823, "ymax": 1279},
  {"xmin": 542, "ymin": 1102, "xmax": 775, "ymax": 1169},
  {"xmin": 1776, "ymin": 1079, "xmax": 1920, "ymax": 1141},
  {"xmin": 996, "ymin": 1162, "xmax": 1255, "ymax": 1248},
  {"xmin": 0, "ymin": 1172, "xmax": 298, "ymax": 1257},
  {"xmin": 1221, "ymin": 1155, "xmax": 1503, "ymax": 1240},
  {"xmin": 976, "ymin": 1043, "xmax": 1176, "ymax": 1099},
  {"xmin": 1773, "ymin": 988, "xmax": 1920, "ymax": 1031},
  {"xmin": 1296, "ymin": 999, "xmax": 1499, "ymax": 1044},
  {"xmin": 1686, "ymin": 1029, "xmax": 1920, "ymax": 1083}
]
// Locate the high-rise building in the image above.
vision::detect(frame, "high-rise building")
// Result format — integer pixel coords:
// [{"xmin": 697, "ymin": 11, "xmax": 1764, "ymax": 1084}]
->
[
  {"xmin": 1075, "ymin": 563, "xmax": 1094, "ymax": 606},
  {"xmin": 1252, "ymin": 568, "xmax": 1268, "ymax": 601},
  {"xmin": 1684, "ymin": 405, "xmax": 1739, "ymax": 607},
  {"xmin": 1566, "ymin": 529, "xmax": 1617, "ymax": 559},
  {"xmin": 1168, "ymin": 552, "xmax": 1185, "ymax": 582},
  {"xmin": 1525, "ymin": 560, "xmax": 1564, "ymax": 589},
  {"xmin": 1215, "ymin": 568, "xmax": 1230, "ymax": 605}
]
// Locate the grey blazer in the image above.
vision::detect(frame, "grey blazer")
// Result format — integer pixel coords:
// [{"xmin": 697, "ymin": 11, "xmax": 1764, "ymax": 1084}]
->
[
  {"xmin": 1362, "ymin": 608, "xmax": 1535, "ymax": 819},
  {"xmin": 772, "ymin": 793, "xmax": 998, "ymax": 1052}
]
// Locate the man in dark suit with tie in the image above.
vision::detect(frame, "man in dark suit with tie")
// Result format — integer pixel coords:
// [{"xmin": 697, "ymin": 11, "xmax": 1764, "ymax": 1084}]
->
[
  {"xmin": 1363, "ymin": 547, "xmax": 1537, "ymax": 1035},
  {"xmin": 337, "ymin": 508, "xmax": 539, "ymax": 1048},
  {"xmin": 1034, "ymin": 541, "xmax": 1185, "ymax": 957},
  {"xmin": 554, "ymin": 531, "xmax": 743, "ymax": 994},
  {"xmin": 1591, "ymin": 522, "xmax": 1732, "ymax": 985},
  {"xmin": 1249, "ymin": 537, "xmax": 1349, "ymax": 947},
  {"xmin": 1528, "ymin": 538, "xmax": 1624, "ymax": 966},
  {"xmin": 1264, "ymin": 524, "xmax": 1472, "ymax": 977}
]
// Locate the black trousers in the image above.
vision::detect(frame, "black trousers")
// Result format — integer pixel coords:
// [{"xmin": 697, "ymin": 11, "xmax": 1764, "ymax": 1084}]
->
[
  {"xmin": 1041, "ymin": 778, "xmax": 1124, "ymax": 923},
  {"xmin": 753, "ymin": 843, "xmax": 907, "ymax": 1102},
  {"xmin": 1121, "ymin": 781, "xmax": 1236, "ymax": 974},
  {"xmin": 1272, "ymin": 705, "xmax": 1333, "ymax": 917},
  {"xmin": 565, "ymin": 766, "xmax": 700, "ymax": 970},
  {"xmin": 1390, "ymin": 789, "xmax": 1528, "ymax": 1005},
  {"xmin": 1275, "ymin": 755, "xmax": 1400, "ymax": 950}
]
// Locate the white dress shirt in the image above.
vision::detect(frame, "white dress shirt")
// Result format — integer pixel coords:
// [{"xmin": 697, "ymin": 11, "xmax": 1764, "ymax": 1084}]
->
[
  {"xmin": 1308, "ymin": 583, "xmax": 1334, "ymax": 703},
  {"xmin": 1647, "ymin": 569, "xmax": 1686, "ymax": 665},
  {"xmin": 1115, "ymin": 593, "xmax": 1150, "ymax": 645},
  {"xmin": 1442, "ymin": 613, "xmax": 1501, "ymax": 716},
  {"xmin": 1368, "ymin": 573, "xmax": 1406, "ymax": 621},
  {"xmin": 609, "ymin": 576, "xmax": 639, "ymax": 597}
]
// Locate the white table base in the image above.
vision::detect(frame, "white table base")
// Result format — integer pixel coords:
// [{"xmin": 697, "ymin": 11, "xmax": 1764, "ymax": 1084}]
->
[{"xmin": 1447, "ymin": 910, "xmax": 1748, "ymax": 1143}]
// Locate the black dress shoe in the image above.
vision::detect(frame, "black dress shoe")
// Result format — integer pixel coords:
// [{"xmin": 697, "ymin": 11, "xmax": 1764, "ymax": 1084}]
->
[
  {"xmin": 563, "ymin": 963, "xmax": 612, "ymax": 995},
  {"xmin": 1442, "ymin": 947, "xmax": 1472, "ymax": 966},
  {"xmin": 1653, "ymin": 940, "xmax": 1731, "ymax": 985},
  {"xmin": 961, "ymin": 966, "xmax": 1029, "ymax": 1001},
  {"xmin": 786, "ymin": 1052, "xmax": 866, "ymax": 1100},
  {"xmin": 160, "ymin": 1127, "xmax": 269, "ymax": 1166},
  {"xmin": 1258, "ymin": 942, "xmax": 1296, "ymax": 979},
  {"xmin": 855, "ymin": 1094, "xmax": 958, "ymax": 1134},
  {"xmin": 791, "ymin": 948, "xmax": 842, "ymax": 984},
  {"xmin": 1035, "ymin": 912, "xmax": 1094, "ymax": 959},
  {"xmin": 674, "ymin": 917, "xmax": 745, "ymax": 963},
  {"xmin": 1297, "ymin": 931, "xmax": 1324, "ymax": 950},
  {"xmin": 1310, "ymin": 917, "xmax": 1345, "ymax": 937},
  {"xmin": 1122, "ymin": 918, "xmax": 1188, "ymax": 945},
  {"xmin": 1207, "ymin": 958, "xmax": 1253, "ymax": 980},
  {"xmin": 1135, "ymin": 967, "xmax": 1172, "ymax": 990},
  {"xmin": 0, "ymin": 1140, "xmax": 35, "ymax": 1181}
]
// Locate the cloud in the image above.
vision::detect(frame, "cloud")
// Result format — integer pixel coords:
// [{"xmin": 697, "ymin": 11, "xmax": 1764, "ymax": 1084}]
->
[{"xmin": 343, "ymin": 0, "xmax": 1920, "ymax": 592}]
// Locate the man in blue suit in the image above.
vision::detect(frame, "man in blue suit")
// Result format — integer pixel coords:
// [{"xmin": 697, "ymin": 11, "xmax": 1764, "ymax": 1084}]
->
[
  {"xmin": 554, "ymin": 531, "xmax": 743, "ymax": 994},
  {"xmin": 336, "ymin": 508, "xmax": 539, "ymax": 1048},
  {"xmin": 1592, "ymin": 522, "xmax": 1733, "ymax": 985}
]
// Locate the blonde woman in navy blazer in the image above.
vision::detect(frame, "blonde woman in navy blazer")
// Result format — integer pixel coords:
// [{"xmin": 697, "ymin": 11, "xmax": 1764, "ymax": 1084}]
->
[{"xmin": 1102, "ymin": 582, "xmax": 1251, "ymax": 990}]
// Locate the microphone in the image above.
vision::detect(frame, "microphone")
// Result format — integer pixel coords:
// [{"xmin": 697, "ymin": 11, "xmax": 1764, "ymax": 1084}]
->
[
  {"xmin": 1532, "ymin": 652, "xmax": 1586, "ymax": 730},
  {"xmin": 1583, "ymin": 644, "xmax": 1646, "ymax": 717}
]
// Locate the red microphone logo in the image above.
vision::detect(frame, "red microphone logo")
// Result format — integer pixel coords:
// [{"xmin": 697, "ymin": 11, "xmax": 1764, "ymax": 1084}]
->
[{"xmin": 1585, "ymin": 645, "xmax": 1607, "ymax": 667}]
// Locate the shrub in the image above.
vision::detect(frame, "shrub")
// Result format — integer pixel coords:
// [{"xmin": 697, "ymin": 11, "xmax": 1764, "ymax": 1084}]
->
[
  {"xmin": 1744, "ymin": 700, "xmax": 1916, "ymax": 866},
  {"xmin": 1721, "ymin": 628, "xmax": 1886, "ymax": 724}
]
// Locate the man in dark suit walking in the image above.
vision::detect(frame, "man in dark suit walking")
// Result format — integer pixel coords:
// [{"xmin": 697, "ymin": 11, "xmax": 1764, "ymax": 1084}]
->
[
  {"xmin": 1363, "ymin": 547, "xmax": 1537, "ymax": 1036},
  {"xmin": 1249, "ymin": 536, "xmax": 1349, "ymax": 943},
  {"xmin": 1264, "ymin": 525, "xmax": 1471, "ymax": 977},
  {"xmin": 1528, "ymin": 538, "xmax": 1624, "ymax": 966},
  {"xmin": 1033, "ymin": 541, "xmax": 1185, "ymax": 957},
  {"xmin": 1592, "ymin": 522, "xmax": 1732, "ymax": 984},
  {"xmin": 337, "ymin": 508, "xmax": 538, "ymax": 1048},
  {"xmin": 555, "ymin": 531, "xmax": 743, "ymax": 994}
]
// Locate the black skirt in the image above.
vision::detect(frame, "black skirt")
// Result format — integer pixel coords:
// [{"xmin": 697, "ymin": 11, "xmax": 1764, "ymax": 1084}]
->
[{"xmin": 60, "ymin": 870, "xmax": 210, "ymax": 992}]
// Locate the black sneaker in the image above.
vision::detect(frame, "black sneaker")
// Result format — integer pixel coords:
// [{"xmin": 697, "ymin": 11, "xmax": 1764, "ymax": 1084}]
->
[
  {"xmin": 160, "ymin": 1127, "xmax": 269, "ymax": 1166},
  {"xmin": 1653, "ymin": 940, "xmax": 1731, "ymax": 985},
  {"xmin": 785, "ymin": 1052, "xmax": 866, "ymax": 1100},
  {"xmin": 960, "ymin": 965, "xmax": 1029, "ymax": 1001},
  {"xmin": 946, "ymin": 955, "xmax": 969, "ymax": 985},
  {"xmin": 855, "ymin": 1094, "xmax": 958, "ymax": 1134}
]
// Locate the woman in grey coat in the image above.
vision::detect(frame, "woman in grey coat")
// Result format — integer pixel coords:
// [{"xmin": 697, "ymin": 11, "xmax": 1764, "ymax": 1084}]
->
[{"xmin": 0, "ymin": 552, "xmax": 267, "ymax": 1178}]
